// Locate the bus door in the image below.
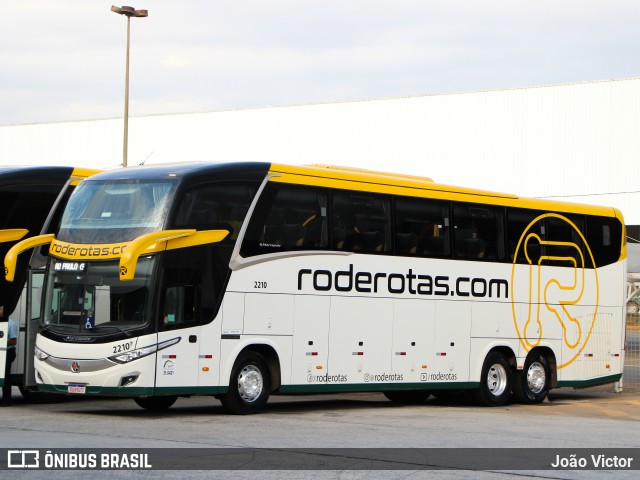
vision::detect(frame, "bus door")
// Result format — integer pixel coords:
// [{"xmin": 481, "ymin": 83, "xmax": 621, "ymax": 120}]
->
[
  {"xmin": 23, "ymin": 269, "xmax": 45, "ymax": 389},
  {"xmin": 155, "ymin": 277, "xmax": 202, "ymax": 391}
]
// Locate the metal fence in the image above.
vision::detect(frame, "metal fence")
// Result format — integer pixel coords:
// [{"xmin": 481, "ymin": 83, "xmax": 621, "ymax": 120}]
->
[{"xmin": 623, "ymin": 313, "xmax": 639, "ymax": 391}]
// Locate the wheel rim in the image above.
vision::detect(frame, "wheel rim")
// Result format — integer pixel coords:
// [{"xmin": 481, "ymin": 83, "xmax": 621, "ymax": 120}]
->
[
  {"xmin": 487, "ymin": 363, "xmax": 508, "ymax": 397},
  {"xmin": 237, "ymin": 365, "xmax": 263, "ymax": 403},
  {"xmin": 526, "ymin": 361, "xmax": 546, "ymax": 394}
]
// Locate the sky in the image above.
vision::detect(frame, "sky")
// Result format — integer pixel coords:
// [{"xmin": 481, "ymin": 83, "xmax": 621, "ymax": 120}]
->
[{"xmin": 1, "ymin": 0, "xmax": 639, "ymax": 126}]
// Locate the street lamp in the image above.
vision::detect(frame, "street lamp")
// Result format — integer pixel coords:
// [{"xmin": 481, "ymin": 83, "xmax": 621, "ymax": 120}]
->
[{"xmin": 111, "ymin": 5, "xmax": 148, "ymax": 168}]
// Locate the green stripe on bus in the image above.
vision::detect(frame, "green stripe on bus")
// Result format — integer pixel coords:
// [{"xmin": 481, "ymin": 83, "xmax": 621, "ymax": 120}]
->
[
  {"xmin": 278, "ymin": 382, "xmax": 479, "ymax": 394},
  {"xmin": 556, "ymin": 374, "xmax": 622, "ymax": 388}
]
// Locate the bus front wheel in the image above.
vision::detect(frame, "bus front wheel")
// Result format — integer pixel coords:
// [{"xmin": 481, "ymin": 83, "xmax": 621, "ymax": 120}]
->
[
  {"xmin": 474, "ymin": 351, "xmax": 512, "ymax": 406},
  {"xmin": 513, "ymin": 353, "xmax": 550, "ymax": 404},
  {"xmin": 134, "ymin": 395, "xmax": 178, "ymax": 411},
  {"xmin": 220, "ymin": 351, "xmax": 271, "ymax": 415}
]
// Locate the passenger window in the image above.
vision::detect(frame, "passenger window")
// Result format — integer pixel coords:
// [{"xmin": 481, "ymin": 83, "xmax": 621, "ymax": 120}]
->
[
  {"xmin": 241, "ymin": 183, "xmax": 328, "ymax": 257},
  {"xmin": 507, "ymin": 209, "xmax": 545, "ymax": 264},
  {"xmin": 394, "ymin": 197, "xmax": 450, "ymax": 257},
  {"xmin": 546, "ymin": 214, "xmax": 587, "ymax": 267},
  {"xmin": 453, "ymin": 204, "xmax": 505, "ymax": 261},
  {"xmin": 332, "ymin": 191, "xmax": 391, "ymax": 254},
  {"xmin": 586, "ymin": 216, "xmax": 622, "ymax": 267},
  {"xmin": 173, "ymin": 183, "xmax": 256, "ymax": 241}
]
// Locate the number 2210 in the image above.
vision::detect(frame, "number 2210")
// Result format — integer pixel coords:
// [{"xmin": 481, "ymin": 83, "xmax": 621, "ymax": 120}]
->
[{"xmin": 112, "ymin": 342, "xmax": 132, "ymax": 353}]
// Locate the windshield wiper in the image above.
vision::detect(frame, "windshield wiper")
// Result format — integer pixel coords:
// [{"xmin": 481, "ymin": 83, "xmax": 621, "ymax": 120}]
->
[
  {"xmin": 39, "ymin": 323, "xmax": 78, "ymax": 333},
  {"xmin": 92, "ymin": 324, "xmax": 132, "ymax": 338}
]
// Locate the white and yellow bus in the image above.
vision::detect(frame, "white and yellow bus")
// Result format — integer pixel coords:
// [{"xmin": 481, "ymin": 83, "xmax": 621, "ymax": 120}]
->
[
  {"xmin": 0, "ymin": 166, "xmax": 100, "ymax": 398},
  {"xmin": 5, "ymin": 163, "xmax": 626, "ymax": 413}
]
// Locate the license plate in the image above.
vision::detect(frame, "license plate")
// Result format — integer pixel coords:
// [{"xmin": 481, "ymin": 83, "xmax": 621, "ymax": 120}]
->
[{"xmin": 67, "ymin": 384, "xmax": 86, "ymax": 394}]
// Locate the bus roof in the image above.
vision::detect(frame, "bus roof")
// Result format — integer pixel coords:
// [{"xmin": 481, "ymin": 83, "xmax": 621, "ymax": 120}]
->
[
  {"xmin": 86, "ymin": 162, "xmax": 270, "ymax": 182},
  {"xmin": 0, "ymin": 166, "xmax": 100, "ymax": 186},
  {"xmin": 82, "ymin": 161, "xmax": 620, "ymax": 219},
  {"xmin": 269, "ymin": 163, "xmax": 620, "ymax": 218}
]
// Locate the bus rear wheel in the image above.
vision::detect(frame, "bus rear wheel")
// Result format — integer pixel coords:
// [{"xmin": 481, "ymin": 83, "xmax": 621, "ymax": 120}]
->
[
  {"xmin": 134, "ymin": 395, "xmax": 178, "ymax": 411},
  {"xmin": 513, "ymin": 353, "xmax": 550, "ymax": 404},
  {"xmin": 474, "ymin": 351, "xmax": 512, "ymax": 406},
  {"xmin": 220, "ymin": 351, "xmax": 271, "ymax": 415},
  {"xmin": 383, "ymin": 390, "xmax": 430, "ymax": 404}
]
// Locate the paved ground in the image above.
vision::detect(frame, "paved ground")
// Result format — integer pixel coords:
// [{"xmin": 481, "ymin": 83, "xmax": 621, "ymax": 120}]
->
[{"xmin": 0, "ymin": 384, "xmax": 638, "ymax": 479}]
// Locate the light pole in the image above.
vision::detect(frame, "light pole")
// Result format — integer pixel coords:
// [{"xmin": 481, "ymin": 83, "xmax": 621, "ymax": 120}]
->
[{"xmin": 111, "ymin": 5, "xmax": 148, "ymax": 168}]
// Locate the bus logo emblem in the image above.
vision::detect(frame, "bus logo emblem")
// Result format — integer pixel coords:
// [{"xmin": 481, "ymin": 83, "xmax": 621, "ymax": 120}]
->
[
  {"xmin": 71, "ymin": 361, "xmax": 80, "ymax": 372},
  {"xmin": 510, "ymin": 213, "xmax": 599, "ymax": 369},
  {"xmin": 120, "ymin": 266, "xmax": 127, "ymax": 276}
]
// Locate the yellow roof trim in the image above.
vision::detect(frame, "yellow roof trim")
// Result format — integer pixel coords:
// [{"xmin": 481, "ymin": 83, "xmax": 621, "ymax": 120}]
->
[
  {"xmin": 270, "ymin": 163, "xmax": 516, "ymax": 199},
  {"xmin": 268, "ymin": 163, "xmax": 619, "ymax": 218},
  {"xmin": 305, "ymin": 164, "xmax": 434, "ymax": 183},
  {"xmin": 71, "ymin": 167, "xmax": 102, "ymax": 179},
  {"xmin": 70, "ymin": 167, "xmax": 103, "ymax": 186}
]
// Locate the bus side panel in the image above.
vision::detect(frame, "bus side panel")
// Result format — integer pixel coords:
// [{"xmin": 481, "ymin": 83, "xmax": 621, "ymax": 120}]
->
[
  {"xmin": 197, "ymin": 318, "xmax": 222, "ymax": 388},
  {"xmin": 290, "ymin": 295, "xmax": 330, "ymax": 386},
  {"xmin": 432, "ymin": 300, "xmax": 471, "ymax": 382},
  {"xmin": 244, "ymin": 292, "xmax": 294, "ymax": 336},
  {"xmin": 221, "ymin": 292, "xmax": 245, "ymax": 335},
  {"xmin": 471, "ymin": 301, "xmax": 518, "ymax": 339},
  {"xmin": 558, "ymin": 308, "xmax": 619, "ymax": 382},
  {"xmin": 327, "ymin": 296, "xmax": 393, "ymax": 385},
  {"xmin": 156, "ymin": 326, "xmax": 201, "ymax": 391},
  {"xmin": 391, "ymin": 298, "xmax": 435, "ymax": 383}
]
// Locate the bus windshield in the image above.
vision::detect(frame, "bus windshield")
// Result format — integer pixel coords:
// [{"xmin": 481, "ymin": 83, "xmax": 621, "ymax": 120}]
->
[
  {"xmin": 42, "ymin": 257, "xmax": 156, "ymax": 333},
  {"xmin": 58, "ymin": 179, "xmax": 177, "ymax": 243}
]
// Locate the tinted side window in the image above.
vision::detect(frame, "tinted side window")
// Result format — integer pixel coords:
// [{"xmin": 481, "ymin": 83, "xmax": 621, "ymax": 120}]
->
[
  {"xmin": 453, "ymin": 204, "xmax": 505, "ymax": 261},
  {"xmin": 507, "ymin": 209, "xmax": 593, "ymax": 268},
  {"xmin": 394, "ymin": 197, "xmax": 450, "ymax": 257},
  {"xmin": 586, "ymin": 216, "xmax": 622, "ymax": 267},
  {"xmin": 241, "ymin": 183, "xmax": 328, "ymax": 257},
  {"xmin": 161, "ymin": 268, "xmax": 200, "ymax": 330},
  {"xmin": 507, "ymin": 208, "xmax": 545, "ymax": 264},
  {"xmin": 332, "ymin": 191, "xmax": 391, "ymax": 254},
  {"xmin": 173, "ymin": 183, "xmax": 256, "ymax": 241},
  {"xmin": 546, "ymin": 214, "xmax": 588, "ymax": 267}
]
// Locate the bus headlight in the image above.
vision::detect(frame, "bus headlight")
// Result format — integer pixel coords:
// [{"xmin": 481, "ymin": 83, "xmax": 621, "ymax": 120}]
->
[
  {"xmin": 108, "ymin": 337, "xmax": 181, "ymax": 364},
  {"xmin": 34, "ymin": 345, "xmax": 50, "ymax": 361}
]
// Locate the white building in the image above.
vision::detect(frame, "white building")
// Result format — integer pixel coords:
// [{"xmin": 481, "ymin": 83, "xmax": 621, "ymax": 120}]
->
[{"xmin": 1, "ymin": 78, "xmax": 638, "ymax": 230}]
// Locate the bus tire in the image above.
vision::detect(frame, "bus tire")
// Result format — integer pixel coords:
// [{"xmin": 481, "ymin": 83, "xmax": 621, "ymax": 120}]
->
[
  {"xmin": 513, "ymin": 353, "xmax": 550, "ymax": 404},
  {"xmin": 474, "ymin": 351, "xmax": 512, "ymax": 406},
  {"xmin": 383, "ymin": 390, "xmax": 430, "ymax": 404},
  {"xmin": 134, "ymin": 396, "xmax": 177, "ymax": 411},
  {"xmin": 220, "ymin": 351, "xmax": 271, "ymax": 415}
]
